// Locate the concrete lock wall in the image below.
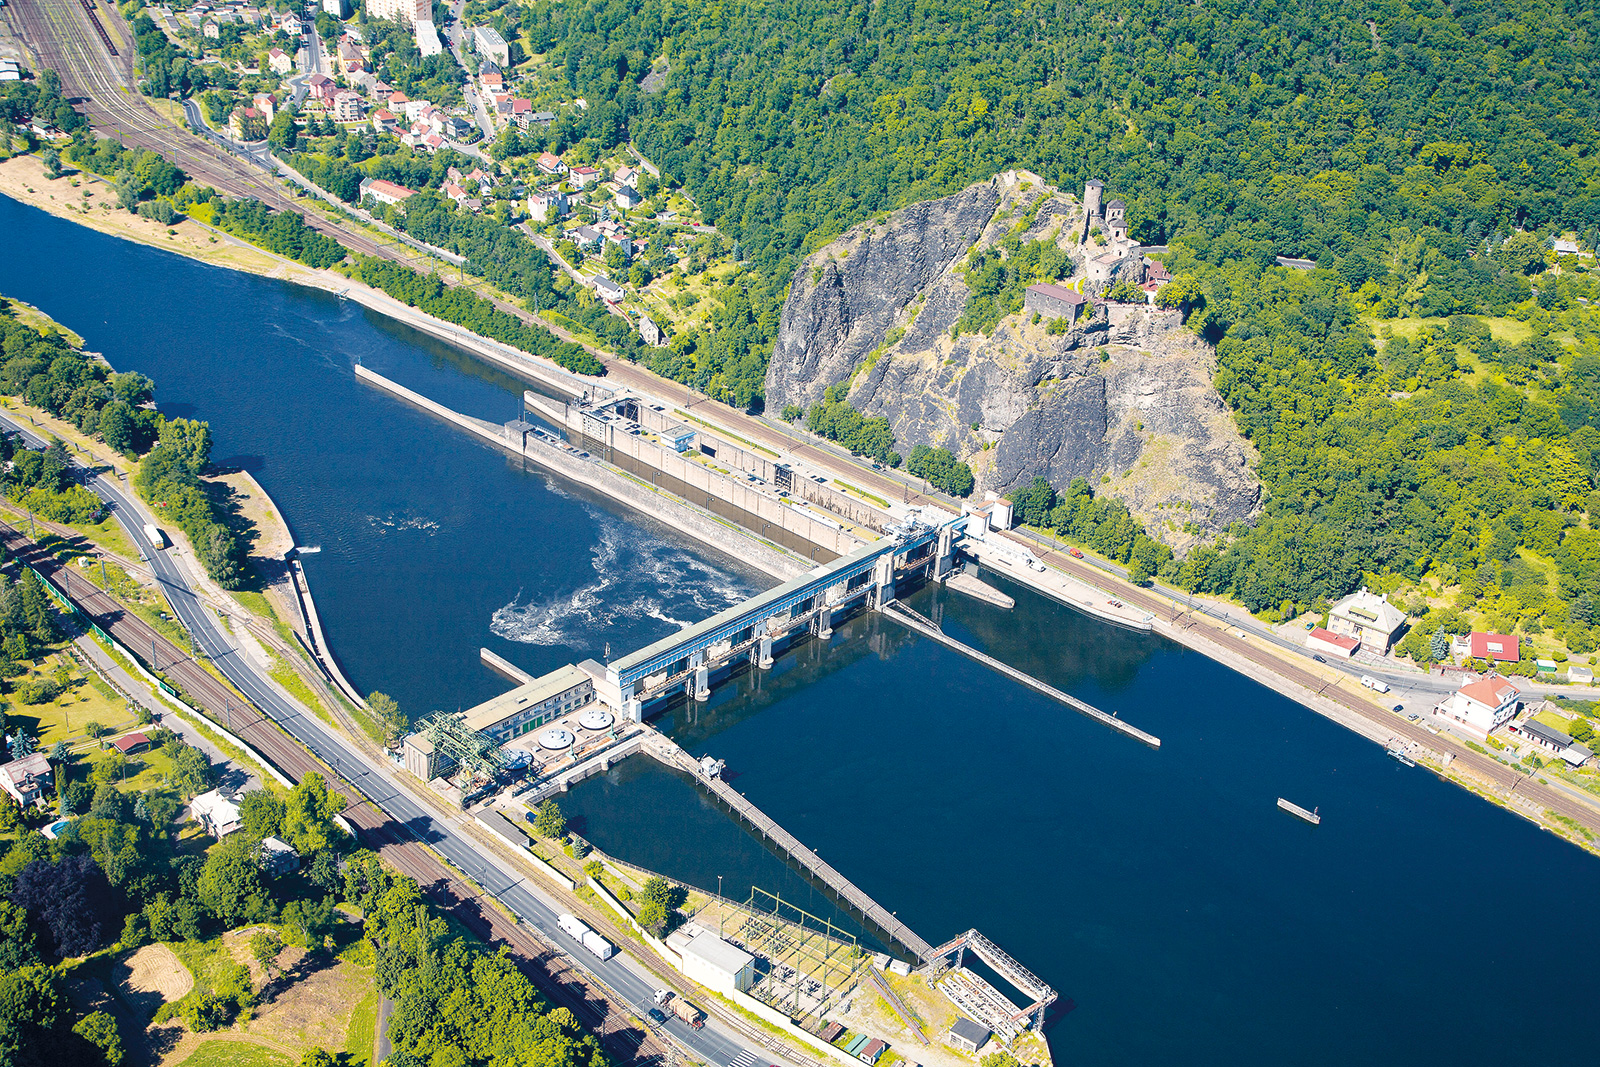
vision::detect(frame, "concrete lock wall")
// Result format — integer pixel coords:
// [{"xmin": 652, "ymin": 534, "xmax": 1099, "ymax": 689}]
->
[{"xmin": 529, "ymin": 395, "xmax": 862, "ymax": 555}]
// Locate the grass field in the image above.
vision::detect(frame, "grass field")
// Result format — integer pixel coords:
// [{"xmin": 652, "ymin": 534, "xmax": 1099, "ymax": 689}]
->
[
  {"xmin": 173, "ymin": 1040, "xmax": 293, "ymax": 1067},
  {"xmin": 342, "ymin": 987, "xmax": 378, "ymax": 1067},
  {"xmin": 6, "ymin": 647, "xmax": 140, "ymax": 754}
]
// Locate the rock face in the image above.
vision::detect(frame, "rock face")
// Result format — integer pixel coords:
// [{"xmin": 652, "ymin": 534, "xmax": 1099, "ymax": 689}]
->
[{"xmin": 766, "ymin": 171, "xmax": 1261, "ymax": 552}]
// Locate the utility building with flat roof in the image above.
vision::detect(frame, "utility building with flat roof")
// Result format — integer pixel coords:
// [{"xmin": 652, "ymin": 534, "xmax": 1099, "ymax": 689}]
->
[
  {"xmin": 675, "ymin": 926, "xmax": 756, "ymax": 995},
  {"xmin": 462, "ymin": 662, "xmax": 602, "ymax": 743}
]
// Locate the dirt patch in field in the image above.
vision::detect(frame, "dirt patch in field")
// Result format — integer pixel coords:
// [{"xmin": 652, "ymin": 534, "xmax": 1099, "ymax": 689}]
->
[
  {"xmin": 116, "ymin": 944, "xmax": 196, "ymax": 1017},
  {"xmin": 221, "ymin": 928, "xmax": 367, "ymax": 1053}
]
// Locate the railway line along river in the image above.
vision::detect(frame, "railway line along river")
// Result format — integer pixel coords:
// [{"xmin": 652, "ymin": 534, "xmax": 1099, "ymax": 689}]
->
[{"xmin": 4, "ymin": 192, "xmax": 1596, "ymax": 1067}]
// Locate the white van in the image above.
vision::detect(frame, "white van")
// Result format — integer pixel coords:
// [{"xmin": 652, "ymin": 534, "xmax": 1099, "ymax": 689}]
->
[{"xmin": 1360, "ymin": 675, "xmax": 1391, "ymax": 694}]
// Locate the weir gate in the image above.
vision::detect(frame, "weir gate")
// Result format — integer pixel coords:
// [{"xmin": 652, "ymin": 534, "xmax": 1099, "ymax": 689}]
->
[{"xmin": 596, "ymin": 515, "xmax": 966, "ymax": 720}]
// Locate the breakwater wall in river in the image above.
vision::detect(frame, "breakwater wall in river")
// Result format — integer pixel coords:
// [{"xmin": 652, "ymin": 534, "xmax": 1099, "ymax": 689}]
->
[{"xmin": 353, "ymin": 365, "xmax": 810, "ymax": 580}]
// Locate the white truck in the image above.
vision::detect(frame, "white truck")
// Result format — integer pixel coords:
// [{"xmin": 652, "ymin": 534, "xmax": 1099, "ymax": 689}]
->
[
  {"xmin": 143, "ymin": 523, "xmax": 166, "ymax": 549},
  {"xmin": 557, "ymin": 913, "xmax": 589, "ymax": 941},
  {"xmin": 581, "ymin": 930, "xmax": 615, "ymax": 961},
  {"xmin": 1360, "ymin": 675, "xmax": 1391, "ymax": 694}
]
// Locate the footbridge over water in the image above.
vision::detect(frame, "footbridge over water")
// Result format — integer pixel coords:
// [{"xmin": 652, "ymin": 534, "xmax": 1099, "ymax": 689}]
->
[{"xmin": 597, "ymin": 516, "xmax": 966, "ymax": 719}]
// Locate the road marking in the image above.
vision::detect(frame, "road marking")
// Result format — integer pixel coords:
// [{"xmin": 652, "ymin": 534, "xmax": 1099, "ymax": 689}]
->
[{"xmin": 728, "ymin": 1051, "xmax": 759, "ymax": 1067}]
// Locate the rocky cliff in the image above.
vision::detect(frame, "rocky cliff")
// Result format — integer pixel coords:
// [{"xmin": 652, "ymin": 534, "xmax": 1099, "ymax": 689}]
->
[{"xmin": 766, "ymin": 171, "xmax": 1261, "ymax": 551}]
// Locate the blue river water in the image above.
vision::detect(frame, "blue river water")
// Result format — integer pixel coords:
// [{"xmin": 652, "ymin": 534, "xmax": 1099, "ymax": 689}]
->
[{"xmin": 3, "ymin": 193, "xmax": 1595, "ymax": 1066}]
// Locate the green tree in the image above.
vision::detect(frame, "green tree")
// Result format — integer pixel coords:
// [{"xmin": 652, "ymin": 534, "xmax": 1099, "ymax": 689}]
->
[
  {"xmin": 40, "ymin": 150, "xmax": 62, "ymax": 180},
  {"xmin": 250, "ymin": 928, "xmax": 283, "ymax": 977},
  {"xmin": 368, "ymin": 691, "xmax": 406, "ymax": 746},
  {"xmin": 72, "ymin": 1010, "xmax": 123, "ymax": 1067},
  {"xmin": 197, "ymin": 834, "xmax": 273, "ymax": 926},
  {"xmin": 532, "ymin": 799, "xmax": 566, "ymax": 838},
  {"xmin": 238, "ymin": 789, "xmax": 284, "ymax": 841}
]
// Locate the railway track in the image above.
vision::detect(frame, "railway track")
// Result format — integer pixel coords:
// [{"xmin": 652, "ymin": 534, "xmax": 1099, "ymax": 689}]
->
[
  {"xmin": 0, "ymin": 519, "xmax": 668, "ymax": 1064},
  {"xmin": 8, "ymin": 0, "xmax": 400, "ymax": 262}
]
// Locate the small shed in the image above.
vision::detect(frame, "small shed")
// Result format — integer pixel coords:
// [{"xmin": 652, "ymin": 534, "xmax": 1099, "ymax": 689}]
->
[
  {"xmin": 818, "ymin": 1022, "xmax": 845, "ymax": 1043},
  {"xmin": 110, "ymin": 731, "xmax": 150, "ymax": 755},
  {"xmin": 679, "ymin": 927, "xmax": 756, "ymax": 994},
  {"xmin": 857, "ymin": 1038, "xmax": 887, "ymax": 1064},
  {"xmin": 947, "ymin": 1018, "xmax": 990, "ymax": 1054},
  {"xmin": 662, "ymin": 423, "xmax": 695, "ymax": 453},
  {"xmin": 1569, "ymin": 665, "xmax": 1594, "ymax": 685}
]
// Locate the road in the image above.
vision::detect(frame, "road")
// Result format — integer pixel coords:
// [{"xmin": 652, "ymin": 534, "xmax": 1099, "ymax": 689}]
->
[{"xmin": 0, "ymin": 412, "xmax": 783, "ymax": 1067}]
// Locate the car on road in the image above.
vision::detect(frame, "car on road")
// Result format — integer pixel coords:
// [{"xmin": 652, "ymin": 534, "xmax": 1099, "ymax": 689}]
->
[
  {"xmin": 647, "ymin": 1009, "xmax": 667, "ymax": 1026},
  {"xmin": 1069, "ymin": 547, "xmax": 1084, "ymax": 558},
  {"xmin": 1312, "ymin": 654, "xmax": 1328, "ymax": 663},
  {"xmin": 1392, "ymin": 704, "xmax": 1404, "ymax": 712}
]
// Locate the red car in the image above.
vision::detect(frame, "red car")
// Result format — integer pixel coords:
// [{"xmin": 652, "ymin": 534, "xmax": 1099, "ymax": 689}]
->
[{"xmin": 1069, "ymin": 547, "xmax": 1084, "ymax": 558}]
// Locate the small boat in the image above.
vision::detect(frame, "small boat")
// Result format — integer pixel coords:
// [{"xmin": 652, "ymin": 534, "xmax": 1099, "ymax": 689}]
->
[
  {"xmin": 1386, "ymin": 745, "xmax": 1417, "ymax": 767},
  {"xmin": 1277, "ymin": 797, "xmax": 1321, "ymax": 825}
]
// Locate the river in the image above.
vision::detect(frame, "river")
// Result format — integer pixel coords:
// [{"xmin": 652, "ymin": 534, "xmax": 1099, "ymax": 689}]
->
[{"xmin": 3, "ymin": 193, "xmax": 1593, "ymax": 1066}]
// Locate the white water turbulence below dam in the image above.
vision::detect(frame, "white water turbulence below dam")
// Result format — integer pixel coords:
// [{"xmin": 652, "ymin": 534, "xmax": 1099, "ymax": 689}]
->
[{"xmin": 490, "ymin": 510, "xmax": 754, "ymax": 650}]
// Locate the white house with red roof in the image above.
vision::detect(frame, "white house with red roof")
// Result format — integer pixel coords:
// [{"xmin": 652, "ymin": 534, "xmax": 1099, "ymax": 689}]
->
[
  {"xmin": 537, "ymin": 152, "xmax": 567, "ymax": 176},
  {"xmin": 359, "ymin": 177, "xmax": 416, "ymax": 207},
  {"xmin": 267, "ymin": 47, "xmax": 294, "ymax": 75},
  {"xmin": 371, "ymin": 107, "xmax": 398, "ymax": 133},
  {"xmin": 1435, "ymin": 673, "xmax": 1521, "ymax": 741},
  {"xmin": 569, "ymin": 165, "xmax": 601, "ymax": 188},
  {"xmin": 1306, "ymin": 627, "xmax": 1359, "ymax": 659}
]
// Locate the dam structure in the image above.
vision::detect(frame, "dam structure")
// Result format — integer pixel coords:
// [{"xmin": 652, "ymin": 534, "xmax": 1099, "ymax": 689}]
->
[{"xmin": 593, "ymin": 514, "xmax": 965, "ymax": 720}]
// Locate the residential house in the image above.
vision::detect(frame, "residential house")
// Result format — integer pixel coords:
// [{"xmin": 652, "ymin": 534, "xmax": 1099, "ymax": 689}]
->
[
  {"xmin": 441, "ymin": 180, "xmax": 469, "ymax": 204},
  {"xmin": 536, "ymin": 152, "xmax": 568, "ymax": 176},
  {"xmin": 251, "ymin": 91, "xmax": 278, "ymax": 121},
  {"xmin": 511, "ymin": 98, "xmax": 533, "ymax": 128},
  {"xmin": 1435, "ymin": 673, "xmax": 1520, "ymax": 741},
  {"xmin": 359, "ymin": 177, "xmax": 416, "ymax": 207},
  {"xmin": 333, "ymin": 90, "xmax": 365, "ymax": 122},
  {"xmin": 638, "ymin": 313, "xmax": 664, "ymax": 347},
  {"xmin": 192, "ymin": 788, "xmax": 243, "ymax": 836},
  {"xmin": 279, "ymin": 11, "xmax": 302, "ymax": 35},
  {"xmin": 260, "ymin": 836, "xmax": 300, "ymax": 875},
  {"xmin": 614, "ymin": 164, "xmax": 637, "ymax": 186},
  {"xmin": 569, "ymin": 165, "xmax": 600, "ymax": 188},
  {"xmin": 308, "ymin": 73, "xmax": 337, "ymax": 103},
  {"xmin": 322, "ymin": 0, "xmax": 351, "ymax": 17},
  {"xmin": 593, "ymin": 276, "xmax": 624, "ymax": 302},
  {"xmin": 1023, "ymin": 282, "xmax": 1085, "ymax": 322},
  {"xmin": 228, "ymin": 106, "xmax": 267, "ymax": 141},
  {"xmin": 472, "ymin": 24, "xmax": 509, "ymax": 66},
  {"xmin": 529, "ymin": 110, "xmax": 555, "ymax": 127},
  {"xmin": 202, "ymin": 20, "xmax": 220, "ymax": 39},
  {"xmin": 604, "ymin": 232, "xmax": 633, "ymax": 258},
  {"xmin": 614, "ymin": 184, "xmax": 642, "ymax": 211},
  {"xmin": 267, "ymin": 47, "xmax": 293, "ymax": 75},
  {"xmin": 337, "ymin": 39, "xmax": 366, "ymax": 76},
  {"xmin": 528, "ymin": 189, "xmax": 568, "ymax": 222},
  {"xmin": 403, "ymin": 98, "xmax": 433, "ymax": 123},
  {"xmin": 571, "ymin": 225, "xmax": 603, "ymax": 250},
  {"xmin": 0, "ymin": 753, "xmax": 51, "ymax": 807},
  {"xmin": 479, "ymin": 71, "xmax": 504, "ymax": 96},
  {"xmin": 370, "ymin": 107, "xmax": 398, "ymax": 134},
  {"xmin": 1326, "ymin": 587, "xmax": 1408, "ymax": 654},
  {"xmin": 387, "ymin": 90, "xmax": 409, "ymax": 112},
  {"xmin": 1468, "ymin": 632, "xmax": 1521, "ymax": 664}
]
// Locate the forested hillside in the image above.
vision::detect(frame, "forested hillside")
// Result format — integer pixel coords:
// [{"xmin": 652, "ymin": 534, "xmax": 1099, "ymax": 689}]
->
[{"xmin": 499, "ymin": 0, "xmax": 1600, "ymax": 658}]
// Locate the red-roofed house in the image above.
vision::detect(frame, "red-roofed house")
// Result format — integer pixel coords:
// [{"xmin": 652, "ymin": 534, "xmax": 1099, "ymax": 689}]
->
[
  {"xmin": 569, "ymin": 165, "xmax": 601, "ymax": 188},
  {"xmin": 1306, "ymin": 628, "xmax": 1359, "ymax": 659},
  {"xmin": 371, "ymin": 107, "xmax": 398, "ymax": 134},
  {"xmin": 267, "ymin": 47, "xmax": 294, "ymax": 75},
  {"xmin": 1468, "ymin": 632, "xmax": 1520, "ymax": 663},
  {"xmin": 1436, "ymin": 673, "xmax": 1521, "ymax": 740},
  {"xmin": 536, "ymin": 152, "xmax": 567, "ymax": 176},
  {"xmin": 308, "ymin": 73, "xmax": 336, "ymax": 103}
]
